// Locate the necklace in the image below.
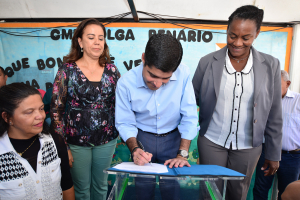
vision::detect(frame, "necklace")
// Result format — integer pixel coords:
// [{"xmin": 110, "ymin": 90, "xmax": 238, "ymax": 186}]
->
[
  {"xmin": 17, "ymin": 135, "xmax": 38, "ymax": 157},
  {"xmin": 229, "ymin": 51, "xmax": 249, "ymax": 63}
]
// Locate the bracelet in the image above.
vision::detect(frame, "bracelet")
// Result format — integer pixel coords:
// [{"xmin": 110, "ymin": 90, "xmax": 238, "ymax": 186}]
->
[
  {"xmin": 131, "ymin": 146, "xmax": 140, "ymax": 154},
  {"xmin": 131, "ymin": 147, "xmax": 141, "ymax": 160}
]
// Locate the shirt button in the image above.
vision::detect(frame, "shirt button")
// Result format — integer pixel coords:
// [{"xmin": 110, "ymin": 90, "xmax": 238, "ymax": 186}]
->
[
  {"xmin": 39, "ymin": 199, "xmax": 42, "ymax": 200},
  {"xmin": 18, "ymin": 183, "xmax": 22, "ymax": 187},
  {"xmin": 158, "ymin": 117, "xmax": 160, "ymax": 119},
  {"xmin": 254, "ymin": 119, "xmax": 257, "ymax": 123},
  {"xmin": 158, "ymin": 129, "xmax": 160, "ymax": 131},
  {"xmin": 158, "ymin": 104, "xmax": 160, "ymax": 106},
  {"xmin": 237, "ymin": 84, "xmax": 240, "ymax": 86},
  {"xmin": 234, "ymin": 120, "xmax": 236, "ymax": 122},
  {"xmin": 52, "ymin": 169, "xmax": 55, "ymax": 172},
  {"xmin": 232, "ymin": 132, "xmax": 234, "ymax": 134},
  {"xmin": 236, "ymin": 96, "xmax": 238, "ymax": 98},
  {"xmin": 235, "ymin": 108, "xmax": 237, "ymax": 110},
  {"xmin": 36, "ymin": 180, "xmax": 40, "ymax": 184},
  {"xmin": 38, "ymin": 161, "xmax": 41, "ymax": 164}
]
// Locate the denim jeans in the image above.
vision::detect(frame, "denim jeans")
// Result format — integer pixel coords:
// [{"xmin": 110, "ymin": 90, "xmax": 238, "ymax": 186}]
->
[
  {"xmin": 253, "ymin": 144, "xmax": 300, "ymax": 200},
  {"xmin": 135, "ymin": 128, "xmax": 181, "ymax": 200}
]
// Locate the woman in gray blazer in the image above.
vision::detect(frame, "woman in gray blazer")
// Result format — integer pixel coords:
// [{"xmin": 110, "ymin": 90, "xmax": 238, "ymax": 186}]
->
[{"xmin": 192, "ymin": 5, "xmax": 282, "ymax": 200}]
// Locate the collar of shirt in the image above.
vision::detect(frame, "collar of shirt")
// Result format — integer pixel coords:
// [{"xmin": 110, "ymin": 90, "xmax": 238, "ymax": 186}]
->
[
  {"xmin": 284, "ymin": 89, "xmax": 295, "ymax": 98},
  {"xmin": 0, "ymin": 132, "xmax": 44, "ymax": 155},
  {"xmin": 136, "ymin": 64, "xmax": 177, "ymax": 88},
  {"xmin": 225, "ymin": 49, "xmax": 253, "ymax": 74}
]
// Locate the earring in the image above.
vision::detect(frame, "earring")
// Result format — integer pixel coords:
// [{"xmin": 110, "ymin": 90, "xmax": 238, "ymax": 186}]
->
[
  {"xmin": 9, "ymin": 122, "xmax": 12, "ymax": 125},
  {"xmin": 81, "ymin": 47, "xmax": 83, "ymax": 52}
]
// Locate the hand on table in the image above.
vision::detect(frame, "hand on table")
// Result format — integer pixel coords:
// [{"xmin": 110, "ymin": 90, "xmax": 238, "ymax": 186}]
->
[
  {"xmin": 133, "ymin": 148, "xmax": 152, "ymax": 166},
  {"xmin": 164, "ymin": 155, "xmax": 191, "ymax": 168},
  {"xmin": 262, "ymin": 159, "xmax": 279, "ymax": 176}
]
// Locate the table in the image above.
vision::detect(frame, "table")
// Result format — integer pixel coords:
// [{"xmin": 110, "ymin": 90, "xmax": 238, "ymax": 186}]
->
[{"xmin": 104, "ymin": 167, "xmax": 244, "ymax": 200}]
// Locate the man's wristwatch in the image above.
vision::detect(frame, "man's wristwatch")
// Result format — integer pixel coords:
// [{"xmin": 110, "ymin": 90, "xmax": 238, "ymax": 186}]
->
[{"xmin": 177, "ymin": 149, "xmax": 189, "ymax": 159}]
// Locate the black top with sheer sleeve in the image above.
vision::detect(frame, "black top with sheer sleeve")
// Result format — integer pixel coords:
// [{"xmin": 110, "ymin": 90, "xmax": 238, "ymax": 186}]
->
[{"xmin": 50, "ymin": 63, "xmax": 121, "ymax": 149}]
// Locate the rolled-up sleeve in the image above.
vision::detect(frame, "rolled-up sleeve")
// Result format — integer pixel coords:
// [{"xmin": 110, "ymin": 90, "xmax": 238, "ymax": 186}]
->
[
  {"xmin": 178, "ymin": 68, "xmax": 198, "ymax": 140},
  {"xmin": 115, "ymin": 79, "xmax": 138, "ymax": 142}
]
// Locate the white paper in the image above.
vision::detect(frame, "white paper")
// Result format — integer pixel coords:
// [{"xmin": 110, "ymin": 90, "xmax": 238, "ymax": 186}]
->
[{"xmin": 113, "ymin": 162, "xmax": 168, "ymax": 174}]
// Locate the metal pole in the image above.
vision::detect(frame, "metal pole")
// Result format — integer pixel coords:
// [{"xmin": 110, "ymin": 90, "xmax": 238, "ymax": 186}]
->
[
  {"xmin": 127, "ymin": 0, "xmax": 139, "ymax": 22},
  {"xmin": 289, "ymin": 24, "xmax": 300, "ymax": 93}
]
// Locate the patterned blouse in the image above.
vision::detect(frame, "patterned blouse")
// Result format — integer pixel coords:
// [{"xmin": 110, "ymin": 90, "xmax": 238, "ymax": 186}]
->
[{"xmin": 50, "ymin": 62, "xmax": 120, "ymax": 148}]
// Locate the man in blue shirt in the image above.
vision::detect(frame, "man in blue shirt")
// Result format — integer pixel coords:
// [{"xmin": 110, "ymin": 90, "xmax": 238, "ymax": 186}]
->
[{"xmin": 115, "ymin": 34, "xmax": 198, "ymax": 200}]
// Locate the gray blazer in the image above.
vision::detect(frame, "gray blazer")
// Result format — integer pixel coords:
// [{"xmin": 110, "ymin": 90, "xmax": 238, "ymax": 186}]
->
[{"xmin": 192, "ymin": 46, "xmax": 282, "ymax": 161}]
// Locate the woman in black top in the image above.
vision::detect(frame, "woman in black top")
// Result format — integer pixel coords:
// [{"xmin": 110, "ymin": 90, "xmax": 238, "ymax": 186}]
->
[{"xmin": 0, "ymin": 83, "xmax": 74, "ymax": 200}]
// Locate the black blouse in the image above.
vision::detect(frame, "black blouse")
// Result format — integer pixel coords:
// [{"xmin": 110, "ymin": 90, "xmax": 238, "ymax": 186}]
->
[{"xmin": 50, "ymin": 63, "xmax": 121, "ymax": 148}]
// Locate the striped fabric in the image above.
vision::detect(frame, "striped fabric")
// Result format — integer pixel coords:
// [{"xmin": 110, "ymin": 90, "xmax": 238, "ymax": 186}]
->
[
  {"xmin": 281, "ymin": 89, "xmax": 300, "ymax": 151},
  {"xmin": 205, "ymin": 50, "xmax": 254, "ymax": 150}
]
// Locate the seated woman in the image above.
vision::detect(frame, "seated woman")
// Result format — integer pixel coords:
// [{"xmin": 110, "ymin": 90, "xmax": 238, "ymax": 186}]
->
[{"xmin": 0, "ymin": 83, "xmax": 75, "ymax": 200}]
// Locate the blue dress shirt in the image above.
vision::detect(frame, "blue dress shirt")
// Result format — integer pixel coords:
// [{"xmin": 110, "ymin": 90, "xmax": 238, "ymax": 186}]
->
[{"xmin": 115, "ymin": 63, "xmax": 198, "ymax": 142}]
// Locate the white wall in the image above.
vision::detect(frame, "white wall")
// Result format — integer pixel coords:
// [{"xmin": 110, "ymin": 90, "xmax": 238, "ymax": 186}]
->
[
  {"xmin": 1, "ymin": 0, "xmax": 300, "ymax": 91},
  {"xmin": 0, "ymin": 0, "xmax": 299, "ymax": 23}
]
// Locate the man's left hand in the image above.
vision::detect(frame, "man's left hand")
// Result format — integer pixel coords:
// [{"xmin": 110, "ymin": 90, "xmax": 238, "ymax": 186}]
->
[{"xmin": 164, "ymin": 155, "xmax": 191, "ymax": 168}]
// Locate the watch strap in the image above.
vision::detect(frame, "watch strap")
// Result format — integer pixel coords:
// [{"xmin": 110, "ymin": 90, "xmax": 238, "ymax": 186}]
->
[{"xmin": 131, "ymin": 146, "xmax": 141, "ymax": 160}]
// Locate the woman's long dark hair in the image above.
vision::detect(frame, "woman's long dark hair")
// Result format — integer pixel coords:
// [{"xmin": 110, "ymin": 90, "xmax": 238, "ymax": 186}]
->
[
  {"xmin": 63, "ymin": 18, "xmax": 111, "ymax": 65},
  {"xmin": 0, "ymin": 83, "xmax": 48, "ymax": 137}
]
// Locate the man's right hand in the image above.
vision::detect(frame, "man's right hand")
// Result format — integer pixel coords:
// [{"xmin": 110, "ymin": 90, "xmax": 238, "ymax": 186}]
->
[{"xmin": 132, "ymin": 148, "xmax": 152, "ymax": 166}]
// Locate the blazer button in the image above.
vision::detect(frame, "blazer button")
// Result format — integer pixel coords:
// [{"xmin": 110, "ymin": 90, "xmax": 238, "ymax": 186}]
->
[{"xmin": 254, "ymin": 119, "xmax": 257, "ymax": 123}]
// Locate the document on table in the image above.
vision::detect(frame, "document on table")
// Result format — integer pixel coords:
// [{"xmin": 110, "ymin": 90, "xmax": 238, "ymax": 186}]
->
[{"xmin": 113, "ymin": 162, "xmax": 168, "ymax": 173}]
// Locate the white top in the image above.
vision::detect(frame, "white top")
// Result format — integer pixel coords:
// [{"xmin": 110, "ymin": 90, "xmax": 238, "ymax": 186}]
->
[
  {"xmin": 0, "ymin": 132, "xmax": 62, "ymax": 200},
  {"xmin": 282, "ymin": 89, "xmax": 300, "ymax": 151},
  {"xmin": 205, "ymin": 49, "xmax": 254, "ymax": 150}
]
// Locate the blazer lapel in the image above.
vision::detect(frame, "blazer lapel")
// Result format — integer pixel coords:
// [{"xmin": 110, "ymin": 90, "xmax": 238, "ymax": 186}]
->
[
  {"xmin": 212, "ymin": 47, "xmax": 227, "ymax": 98},
  {"xmin": 252, "ymin": 47, "xmax": 267, "ymax": 101}
]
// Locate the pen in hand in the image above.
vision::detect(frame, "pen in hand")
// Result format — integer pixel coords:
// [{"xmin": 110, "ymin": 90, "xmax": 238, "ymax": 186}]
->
[{"xmin": 137, "ymin": 140, "xmax": 153, "ymax": 166}]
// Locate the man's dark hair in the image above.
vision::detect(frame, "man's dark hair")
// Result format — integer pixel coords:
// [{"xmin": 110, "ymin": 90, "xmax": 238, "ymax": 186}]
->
[
  {"xmin": 228, "ymin": 5, "xmax": 264, "ymax": 31},
  {"xmin": 144, "ymin": 34, "xmax": 183, "ymax": 72},
  {"xmin": 0, "ymin": 67, "xmax": 6, "ymax": 75}
]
